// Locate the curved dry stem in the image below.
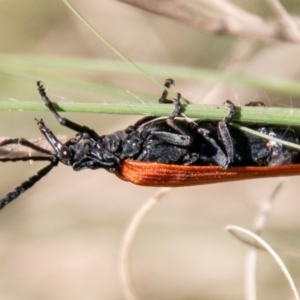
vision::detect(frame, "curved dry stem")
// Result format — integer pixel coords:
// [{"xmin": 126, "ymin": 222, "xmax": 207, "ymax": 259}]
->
[
  {"xmin": 227, "ymin": 225, "xmax": 300, "ymax": 300},
  {"xmin": 245, "ymin": 249, "xmax": 258, "ymax": 300},
  {"xmin": 119, "ymin": 188, "xmax": 172, "ymax": 300}
]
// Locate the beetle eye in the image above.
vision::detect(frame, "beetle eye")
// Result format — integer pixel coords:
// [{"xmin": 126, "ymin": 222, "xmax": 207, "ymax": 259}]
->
[{"xmin": 59, "ymin": 147, "xmax": 71, "ymax": 161}]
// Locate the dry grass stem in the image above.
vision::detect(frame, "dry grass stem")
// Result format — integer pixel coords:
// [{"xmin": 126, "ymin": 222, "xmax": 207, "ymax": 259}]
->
[
  {"xmin": 0, "ymin": 136, "xmax": 68, "ymax": 158},
  {"xmin": 264, "ymin": 0, "xmax": 300, "ymax": 40},
  {"xmin": 244, "ymin": 180, "xmax": 286, "ymax": 300},
  {"xmin": 118, "ymin": 0, "xmax": 300, "ymax": 42}
]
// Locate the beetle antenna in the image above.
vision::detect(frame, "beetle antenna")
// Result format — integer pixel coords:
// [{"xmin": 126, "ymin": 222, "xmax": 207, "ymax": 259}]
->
[
  {"xmin": 0, "ymin": 156, "xmax": 53, "ymax": 162},
  {"xmin": 0, "ymin": 162, "xmax": 57, "ymax": 210}
]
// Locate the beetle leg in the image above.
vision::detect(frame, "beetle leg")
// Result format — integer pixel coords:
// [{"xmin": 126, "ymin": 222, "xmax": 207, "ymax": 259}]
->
[
  {"xmin": 217, "ymin": 100, "xmax": 236, "ymax": 166},
  {"xmin": 197, "ymin": 128, "xmax": 229, "ymax": 169},
  {"xmin": 159, "ymin": 79, "xmax": 181, "ymax": 118},
  {"xmin": 158, "ymin": 79, "xmax": 192, "ymax": 135},
  {"xmin": 159, "ymin": 78, "xmax": 183, "ymax": 118},
  {"xmin": 169, "ymin": 92, "xmax": 182, "ymax": 119},
  {"xmin": 195, "ymin": 100, "xmax": 236, "ymax": 169},
  {"xmin": 158, "ymin": 78, "xmax": 175, "ymax": 105},
  {"xmin": 166, "ymin": 93, "xmax": 189, "ymax": 133},
  {"xmin": 37, "ymin": 82, "xmax": 99, "ymax": 140}
]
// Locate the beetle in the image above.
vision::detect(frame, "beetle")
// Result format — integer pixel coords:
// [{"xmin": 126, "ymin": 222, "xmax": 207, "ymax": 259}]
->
[{"xmin": 1, "ymin": 79, "xmax": 300, "ymax": 210}]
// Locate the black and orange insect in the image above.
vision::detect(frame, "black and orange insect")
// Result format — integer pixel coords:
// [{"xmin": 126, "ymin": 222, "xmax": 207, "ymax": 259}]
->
[{"xmin": 1, "ymin": 79, "xmax": 300, "ymax": 210}]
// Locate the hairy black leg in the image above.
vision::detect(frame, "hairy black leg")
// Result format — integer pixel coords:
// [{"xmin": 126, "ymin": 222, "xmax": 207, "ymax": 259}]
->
[
  {"xmin": 0, "ymin": 138, "xmax": 52, "ymax": 155},
  {"xmin": 150, "ymin": 91, "xmax": 192, "ymax": 146},
  {"xmin": 218, "ymin": 100, "xmax": 236, "ymax": 166},
  {"xmin": 157, "ymin": 80, "xmax": 191, "ymax": 142},
  {"xmin": 158, "ymin": 79, "xmax": 175, "ymax": 104},
  {"xmin": 158, "ymin": 78, "xmax": 182, "ymax": 118},
  {"xmin": 166, "ymin": 93, "xmax": 190, "ymax": 136},
  {"xmin": 218, "ymin": 100, "xmax": 265, "ymax": 164},
  {"xmin": 165, "ymin": 92, "xmax": 190, "ymax": 136},
  {"xmin": 169, "ymin": 92, "xmax": 182, "ymax": 119},
  {"xmin": 223, "ymin": 100, "xmax": 235, "ymax": 123},
  {"xmin": 37, "ymin": 81, "xmax": 87, "ymax": 132},
  {"xmin": 0, "ymin": 162, "xmax": 57, "ymax": 210},
  {"xmin": 37, "ymin": 82, "xmax": 99, "ymax": 139},
  {"xmin": 197, "ymin": 127, "xmax": 228, "ymax": 168},
  {"xmin": 196, "ymin": 100, "xmax": 236, "ymax": 169}
]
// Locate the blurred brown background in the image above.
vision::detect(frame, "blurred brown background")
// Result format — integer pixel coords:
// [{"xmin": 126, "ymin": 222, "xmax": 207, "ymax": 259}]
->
[{"xmin": 1, "ymin": 1, "xmax": 300, "ymax": 299}]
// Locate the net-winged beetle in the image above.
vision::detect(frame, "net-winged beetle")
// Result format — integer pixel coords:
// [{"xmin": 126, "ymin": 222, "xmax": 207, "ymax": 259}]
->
[{"xmin": 1, "ymin": 79, "xmax": 300, "ymax": 210}]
